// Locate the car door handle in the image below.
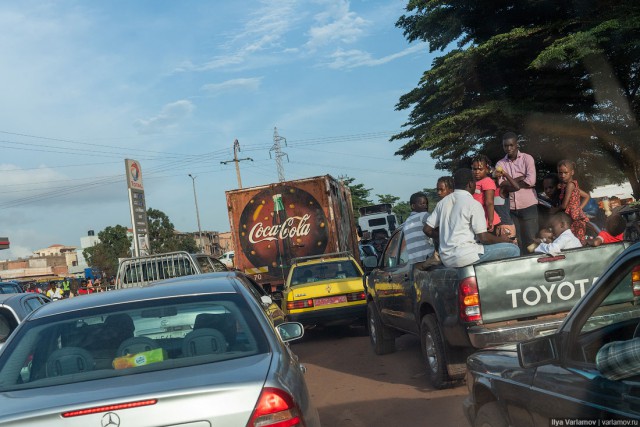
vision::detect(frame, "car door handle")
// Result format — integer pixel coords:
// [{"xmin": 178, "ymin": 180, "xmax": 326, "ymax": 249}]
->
[{"xmin": 544, "ymin": 269, "xmax": 565, "ymax": 282}]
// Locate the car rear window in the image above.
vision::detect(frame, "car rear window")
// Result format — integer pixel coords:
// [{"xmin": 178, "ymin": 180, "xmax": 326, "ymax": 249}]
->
[
  {"xmin": 0, "ymin": 294, "xmax": 269, "ymax": 391},
  {"xmin": 290, "ymin": 260, "xmax": 361, "ymax": 285}
]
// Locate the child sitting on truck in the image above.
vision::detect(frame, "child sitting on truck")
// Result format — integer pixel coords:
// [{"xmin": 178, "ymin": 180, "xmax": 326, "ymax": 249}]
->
[
  {"xmin": 586, "ymin": 210, "xmax": 626, "ymax": 247},
  {"xmin": 533, "ymin": 212, "xmax": 582, "ymax": 254}
]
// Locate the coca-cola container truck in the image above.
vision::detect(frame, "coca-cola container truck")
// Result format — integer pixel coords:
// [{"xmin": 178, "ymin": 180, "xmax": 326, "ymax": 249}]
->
[{"xmin": 225, "ymin": 175, "xmax": 360, "ymax": 293}]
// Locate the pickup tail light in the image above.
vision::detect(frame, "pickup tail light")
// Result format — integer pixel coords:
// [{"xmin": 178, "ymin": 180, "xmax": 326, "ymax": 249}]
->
[
  {"xmin": 247, "ymin": 387, "xmax": 305, "ymax": 427},
  {"xmin": 632, "ymin": 266, "xmax": 640, "ymax": 297},
  {"xmin": 459, "ymin": 277, "xmax": 482, "ymax": 322},
  {"xmin": 346, "ymin": 291, "xmax": 366, "ymax": 302},
  {"xmin": 287, "ymin": 299, "xmax": 314, "ymax": 310}
]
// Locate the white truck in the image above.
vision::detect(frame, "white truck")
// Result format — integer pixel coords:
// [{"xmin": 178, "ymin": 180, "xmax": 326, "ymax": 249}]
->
[{"xmin": 356, "ymin": 203, "xmax": 399, "ymax": 240}]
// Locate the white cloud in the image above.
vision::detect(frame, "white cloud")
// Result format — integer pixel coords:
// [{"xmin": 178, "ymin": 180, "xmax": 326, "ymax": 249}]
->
[
  {"xmin": 175, "ymin": 0, "xmax": 299, "ymax": 73},
  {"xmin": 134, "ymin": 100, "xmax": 195, "ymax": 134},
  {"xmin": 323, "ymin": 43, "xmax": 428, "ymax": 69},
  {"xmin": 305, "ymin": 0, "xmax": 369, "ymax": 50},
  {"xmin": 201, "ymin": 77, "xmax": 263, "ymax": 95}
]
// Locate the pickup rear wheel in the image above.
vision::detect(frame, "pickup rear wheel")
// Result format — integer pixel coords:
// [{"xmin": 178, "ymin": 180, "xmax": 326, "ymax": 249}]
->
[
  {"xmin": 474, "ymin": 402, "xmax": 508, "ymax": 427},
  {"xmin": 367, "ymin": 301, "xmax": 396, "ymax": 355},
  {"xmin": 421, "ymin": 314, "xmax": 450, "ymax": 389}
]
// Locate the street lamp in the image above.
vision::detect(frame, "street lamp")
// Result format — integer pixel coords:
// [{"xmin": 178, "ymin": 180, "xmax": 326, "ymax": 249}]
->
[{"xmin": 188, "ymin": 174, "xmax": 204, "ymax": 252}]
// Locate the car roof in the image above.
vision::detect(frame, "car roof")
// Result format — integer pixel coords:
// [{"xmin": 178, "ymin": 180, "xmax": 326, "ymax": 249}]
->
[
  {"xmin": 29, "ymin": 272, "xmax": 241, "ymax": 320},
  {"xmin": 294, "ymin": 256, "xmax": 355, "ymax": 267},
  {"xmin": 0, "ymin": 293, "xmax": 27, "ymax": 304}
]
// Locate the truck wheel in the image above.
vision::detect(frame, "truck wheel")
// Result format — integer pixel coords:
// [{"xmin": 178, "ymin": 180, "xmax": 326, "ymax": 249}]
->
[
  {"xmin": 474, "ymin": 402, "xmax": 508, "ymax": 427},
  {"xmin": 367, "ymin": 301, "xmax": 395, "ymax": 355},
  {"xmin": 420, "ymin": 314, "xmax": 450, "ymax": 389}
]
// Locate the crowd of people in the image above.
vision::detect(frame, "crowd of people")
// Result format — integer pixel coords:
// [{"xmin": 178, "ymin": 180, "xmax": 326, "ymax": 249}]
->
[
  {"xmin": 402, "ymin": 131, "xmax": 629, "ymax": 269},
  {"xmin": 25, "ymin": 277, "xmax": 113, "ymax": 300}
]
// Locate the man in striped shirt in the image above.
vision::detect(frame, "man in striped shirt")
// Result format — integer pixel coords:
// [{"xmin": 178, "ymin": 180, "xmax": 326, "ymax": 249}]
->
[{"xmin": 402, "ymin": 192, "xmax": 437, "ymax": 270}]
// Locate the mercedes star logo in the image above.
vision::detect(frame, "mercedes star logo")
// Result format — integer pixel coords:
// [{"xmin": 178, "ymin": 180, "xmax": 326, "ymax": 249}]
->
[{"xmin": 101, "ymin": 412, "xmax": 120, "ymax": 427}]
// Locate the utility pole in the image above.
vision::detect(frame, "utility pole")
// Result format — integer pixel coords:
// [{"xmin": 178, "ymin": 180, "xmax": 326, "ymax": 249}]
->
[
  {"xmin": 221, "ymin": 139, "xmax": 253, "ymax": 188},
  {"xmin": 188, "ymin": 174, "xmax": 204, "ymax": 252},
  {"xmin": 270, "ymin": 127, "xmax": 288, "ymax": 182}
]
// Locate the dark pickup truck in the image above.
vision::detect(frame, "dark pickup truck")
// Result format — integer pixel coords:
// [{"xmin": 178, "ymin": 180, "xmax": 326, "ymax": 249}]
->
[
  {"xmin": 365, "ymin": 228, "xmax": 630, "ymax": 389},
  {"xmin": 464, "ymin": 241, "xmax": 640, "ymax": 424}
]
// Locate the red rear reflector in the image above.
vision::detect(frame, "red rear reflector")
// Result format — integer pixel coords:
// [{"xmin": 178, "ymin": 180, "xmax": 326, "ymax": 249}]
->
[
  {"xmin": 62, "ymin": 399, "xmax": 157, "ymax": 418},
  {"xmin": 247, "ymin": 387, "xmax": 304, "ymax": 427}
]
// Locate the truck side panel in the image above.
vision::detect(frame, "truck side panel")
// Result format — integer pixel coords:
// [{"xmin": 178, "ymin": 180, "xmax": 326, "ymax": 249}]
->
[{"xmin": 474, "ymin": 243, "xmax": 627, "ymax": 324}]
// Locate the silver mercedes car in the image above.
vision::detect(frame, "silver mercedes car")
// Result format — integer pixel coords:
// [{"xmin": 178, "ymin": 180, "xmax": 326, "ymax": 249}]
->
[{"xmin": 0, "ymin": 273, "xmax": 320, "ymax": 426}]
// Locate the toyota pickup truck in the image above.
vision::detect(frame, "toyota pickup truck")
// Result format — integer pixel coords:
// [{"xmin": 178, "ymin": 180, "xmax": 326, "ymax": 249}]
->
[{"xmin": 364, "ymin": 228, "xmax": 630, "ymax": 389}]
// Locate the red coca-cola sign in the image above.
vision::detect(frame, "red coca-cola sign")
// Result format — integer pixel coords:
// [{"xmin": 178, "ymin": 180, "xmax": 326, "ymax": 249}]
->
[{"xmin": 238, "ymin": 185, "xmax": 329, "ymax": 270}]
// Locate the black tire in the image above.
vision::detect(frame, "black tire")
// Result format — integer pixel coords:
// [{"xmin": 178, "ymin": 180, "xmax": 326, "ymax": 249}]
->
[
  {"xmin": 474, "ymin": 402, "xmax": 508, "ymax": 427},
  {"xmin": 420, "ymin": 314, "xmax": 450, "ymax": 389},
  {"xmin": 367, "ymin": 301, "xmax": 396, "ymax": 355}
]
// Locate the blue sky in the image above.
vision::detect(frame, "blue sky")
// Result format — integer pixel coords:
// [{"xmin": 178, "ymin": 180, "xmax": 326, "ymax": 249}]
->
[{"xmin": 0, "ymin": 0, "xmax": 443, "ymax": 259}]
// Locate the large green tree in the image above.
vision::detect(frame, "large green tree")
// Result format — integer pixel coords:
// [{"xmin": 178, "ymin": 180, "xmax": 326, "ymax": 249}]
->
[
  {"xmin": 342, "ymin": 177, "xmax": 373, "ymax": 218},
  {"xmin": 83, "ymin": 225, "xmax": 131, "ymax": 278},
  {"xmin": 393, "ymin": 0, "xmax": 640, "ymax": 195},
  {"xmin": 147, "ymin": 208, "xmax": 199, "ymax": 254}
]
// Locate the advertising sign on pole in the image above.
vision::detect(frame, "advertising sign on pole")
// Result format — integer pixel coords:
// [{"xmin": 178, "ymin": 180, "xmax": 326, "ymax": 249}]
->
[{"xmin": 125, "ymin": 159, "xmax": 150, "ymax": 256}]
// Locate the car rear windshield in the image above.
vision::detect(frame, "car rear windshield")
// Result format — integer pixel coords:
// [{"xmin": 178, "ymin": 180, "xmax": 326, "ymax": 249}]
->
[
  {"xmin": 0, "ymin": 293, "xmax": 269, "ymax": 391},
  {"xmin": 290, "ymin": 260, "xmax": 361, "ymax": 285}
]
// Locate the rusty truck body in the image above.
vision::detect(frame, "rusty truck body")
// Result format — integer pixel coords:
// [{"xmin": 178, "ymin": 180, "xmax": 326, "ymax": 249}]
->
[{"xmin": 225, "ymin": 175, "xmax": 359, "ymax": 293}]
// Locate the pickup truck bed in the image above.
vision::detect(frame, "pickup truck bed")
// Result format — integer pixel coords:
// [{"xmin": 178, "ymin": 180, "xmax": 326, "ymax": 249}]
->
[{"xmin": 366, "ymin": 228, "xmax": 629, "ymax": 389}]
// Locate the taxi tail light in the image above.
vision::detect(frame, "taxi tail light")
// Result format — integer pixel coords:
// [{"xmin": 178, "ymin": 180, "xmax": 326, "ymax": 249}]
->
[
  {"xmin": 459, "ymin": 277, "xmax": 482, "ymax": 322},
  {"xmin": 247, "ymin": 387, "xmax": 305, "ymax": 427},
  {"xmin": 632, "ymin": 266, "xmax": 640, "ymax": 297},
  {"xmin": 286, "ymin": 299, "xmax": 314, "ymax": 310},
  {"xmin": 346, "ymin": 291, "xmax": 366, "ymax": 302}
]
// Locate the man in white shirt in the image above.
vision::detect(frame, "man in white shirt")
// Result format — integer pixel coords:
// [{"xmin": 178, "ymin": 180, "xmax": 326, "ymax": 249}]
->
[
  {"xmin": 534, "ymin": 212, "xmax": 582, "ymax": 255},
  {"xmin": 424, "ymin": 168, "xmax": 520, "ymax": 268},
  {"xmin": 402, "ymin": 192, "xmax": 436, "ymax": 269}
]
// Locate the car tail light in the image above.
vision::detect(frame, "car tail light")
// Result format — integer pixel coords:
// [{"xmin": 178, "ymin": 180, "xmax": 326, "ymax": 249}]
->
[
  {"xmin": 632, "ymin": 266, "xmax": 640, "ymax": 296},
  {"xmin": 346, "ymin": 291, "xmax": 366, "ymax": 302},
  {"xmin": 459, "ymin": 277, "xmax": 481, "ymax": 322},
  {"xmin": 247, "ymin": 387, "xmax": 305, "ymax": 427},
  {"xmin": 62, "ymin": 399, "xmax": 157, "ymax": 417},
  {"xmin": 286, "ymin": 299, "xmax": 314, "ymax": 310}
]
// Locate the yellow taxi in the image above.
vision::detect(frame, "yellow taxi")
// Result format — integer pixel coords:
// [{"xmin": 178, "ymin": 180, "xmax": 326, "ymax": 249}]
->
[{"xmin": 282, "ymin": 252, "xmax": 366, "ymax": 328}]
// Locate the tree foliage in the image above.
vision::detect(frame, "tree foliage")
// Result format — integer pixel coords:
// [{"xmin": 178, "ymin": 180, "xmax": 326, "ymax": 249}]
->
[
  {"xmin": 147, "ymin": 208, "xmax": 199, "ymax": 254},
  {"xmin": 342, "ymin": 177, "xmax": 373, "ymax": 218},
  {"xmin": 83, "ymin": 225, "xmax": 131, "ymax": 278},
  {"xmin": 393, "ymin": 0, "xmax": 640, "ymax": 196}
]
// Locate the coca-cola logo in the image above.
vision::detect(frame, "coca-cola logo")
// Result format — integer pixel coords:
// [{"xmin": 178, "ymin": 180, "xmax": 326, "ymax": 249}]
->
[
  {"xmin": 249, "ymin": 214, "xmax": 311, "ymax": 243},
  {"xmin": 238, "ymin": 185, "xmax": 329, "ymax": 271}
]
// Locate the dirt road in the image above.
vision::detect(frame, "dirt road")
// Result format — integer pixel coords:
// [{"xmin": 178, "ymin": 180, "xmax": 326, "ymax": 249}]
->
[{"xmin": 292, "ymin": 327, "xmax": 469, "ymax": 426}]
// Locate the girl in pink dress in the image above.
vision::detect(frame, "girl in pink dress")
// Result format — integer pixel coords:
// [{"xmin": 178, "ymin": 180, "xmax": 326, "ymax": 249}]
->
[{"xmin": 471, "ymin": 155, "xmax": 501, "ymax": 232}]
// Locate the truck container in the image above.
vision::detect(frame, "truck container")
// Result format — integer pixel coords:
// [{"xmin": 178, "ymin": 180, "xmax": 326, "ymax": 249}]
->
[{"xmin": 225, "ymin": 175, "xmax": 359, "ymax": 293}]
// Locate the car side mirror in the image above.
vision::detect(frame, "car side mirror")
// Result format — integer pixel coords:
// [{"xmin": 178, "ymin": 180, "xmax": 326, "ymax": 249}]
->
[
  {"xmin": 363, "ymin": 256, "xmax": 378, "ymax": 268},
  {"xmin": 276, "ymin": 322, "xmax": 304, "ymax": 342},
  {"xmin": 518, "ymin": 334, "xmax": 559, "ymax": 368}
]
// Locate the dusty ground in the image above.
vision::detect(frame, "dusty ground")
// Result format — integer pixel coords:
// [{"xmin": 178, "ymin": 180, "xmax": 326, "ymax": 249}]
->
[{"xmin": 292, "ymin": 327, "xmax": 469, "ymax": 427}]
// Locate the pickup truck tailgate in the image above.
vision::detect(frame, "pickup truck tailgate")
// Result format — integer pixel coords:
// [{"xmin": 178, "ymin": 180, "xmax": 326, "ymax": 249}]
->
[{"xmin": 474, "ymin": 243, "xmax": 627, "ymax": 323}]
